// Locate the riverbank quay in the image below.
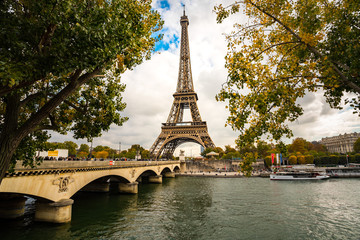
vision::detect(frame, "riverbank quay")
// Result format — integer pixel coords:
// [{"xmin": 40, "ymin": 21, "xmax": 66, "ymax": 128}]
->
[
  {"xmin": 177, "ymin": 166, "xmax": 360, "ymax": 178},
  {"xmin": 274, "ymin": 165, "xmax": 360, "ymax": 178},
  {"xmin": 177, "ymin": 172, "xmax": 242, "ymax": 178},
  {"xmin": 176, "ymin": 171, "xmax": 265, "ymax": 178}
]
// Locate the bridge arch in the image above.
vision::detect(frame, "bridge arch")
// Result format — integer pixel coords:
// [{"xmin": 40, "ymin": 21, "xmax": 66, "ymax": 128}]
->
[{"xmin": 161, "ymin": 167, "xmax": 172, "ymax": 174}]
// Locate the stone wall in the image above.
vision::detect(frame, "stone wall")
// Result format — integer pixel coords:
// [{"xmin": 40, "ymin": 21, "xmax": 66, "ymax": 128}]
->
[{"xmin": 184, "ymin": 159, "xmax": 265, "ymax": 172}]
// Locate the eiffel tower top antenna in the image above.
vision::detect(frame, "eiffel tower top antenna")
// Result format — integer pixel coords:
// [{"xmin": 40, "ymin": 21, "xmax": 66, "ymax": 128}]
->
[{"xmin": 183, "ymin": 4, "xmax": 185, "ymax": 16}]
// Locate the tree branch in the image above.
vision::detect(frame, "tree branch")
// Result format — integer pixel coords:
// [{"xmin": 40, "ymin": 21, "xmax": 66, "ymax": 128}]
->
[
  {"xmin": 16, "ymin": 68, "xmax": 101, "ymax": 140},
  {"xmin": 0, "ymin": 77, "xmax": 45, "ymax": 97},
  {"xmin": 252, "ymin": 41, "xmax": 300, "ymax": 60},
  {"xmin": 20, "ymin": 92, "xmax": 45, "ymax": 108},
  {"xmin": 274, "ymin": 43, "xmax": 302, "ymax": 75},
  {"xmin": 63, "ymin": 99, "xmax": 87, "ymax": 114},
  {"xmin": 248, "ymin": 0, "xmax": 360, "ymax": 95},
  {"xmin": 37, "ymin": 23, "xmax": 57, "ymax": 54}
]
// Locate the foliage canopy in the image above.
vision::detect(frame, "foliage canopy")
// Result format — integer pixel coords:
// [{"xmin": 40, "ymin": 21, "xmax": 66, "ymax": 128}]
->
[
  {"xmin": 0, "ymin": 0, "xmax": 163, "ymax": 181},
  {"xmin": 214, "ymin": 0, "xmax": 360, "ymax": 147}
]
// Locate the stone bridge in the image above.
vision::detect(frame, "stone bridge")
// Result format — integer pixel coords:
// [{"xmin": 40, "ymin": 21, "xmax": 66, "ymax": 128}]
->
[{"xmin": 0, "ymin": 160, "xmax": 182, "ymax": 223}]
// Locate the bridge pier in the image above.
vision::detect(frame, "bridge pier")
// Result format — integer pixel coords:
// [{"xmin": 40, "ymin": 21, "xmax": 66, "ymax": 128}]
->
[
  {"xmin": 180, "ymin": 161, "xmax": 186, "ymax": 173},
  {"xmin": 0, "ymin": 195, "xmax": 26, "ymax": 219},
  {"xmin": 148, "ymin": 175, "xmax": 163, "ymax": 184},
  {"xmin": 35, "ymin": 199, "xmax": 74, "ymax": 223},
  {"xmin": 81, "ymin": 182, "xmax": 110, "ymax": 192},
  {"xmin": 117, "ymin": 182, "xmax": 138, "ymax": 194},
  {"xmin": 164, "ymin": 172, "xmax": 176, "ymax": 178}
]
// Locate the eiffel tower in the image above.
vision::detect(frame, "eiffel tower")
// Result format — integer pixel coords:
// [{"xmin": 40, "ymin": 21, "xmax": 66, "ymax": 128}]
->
[{"xmin": 149, "ymin": 11, "xmax": 215, "ymax": 159}]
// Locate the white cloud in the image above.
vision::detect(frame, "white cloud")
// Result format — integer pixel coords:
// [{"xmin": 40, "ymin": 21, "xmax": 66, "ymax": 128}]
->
[{"xmin": 50, "ymin": 0, "xmax": 360, "ymax": 156}]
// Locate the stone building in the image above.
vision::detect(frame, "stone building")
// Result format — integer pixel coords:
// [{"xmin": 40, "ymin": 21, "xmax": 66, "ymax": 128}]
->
[{"xmin": 320, "ymin": 132, "xmax": 360, "ymax": 153}]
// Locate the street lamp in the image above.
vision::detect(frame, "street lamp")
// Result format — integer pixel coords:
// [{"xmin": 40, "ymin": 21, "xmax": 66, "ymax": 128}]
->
[{"xmin": 119, "ymin": 142, "xmax": 121, "ymax": 159}]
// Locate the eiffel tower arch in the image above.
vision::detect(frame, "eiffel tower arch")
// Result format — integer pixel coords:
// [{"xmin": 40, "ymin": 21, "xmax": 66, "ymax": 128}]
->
[{"xmin": 149, "ymin": 11, "xmax": 215, "ymax": 159}]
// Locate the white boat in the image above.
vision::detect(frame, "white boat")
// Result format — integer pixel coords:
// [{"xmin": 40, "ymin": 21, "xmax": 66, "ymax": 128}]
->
[{"xmin": 270, "ymin": 171, "xmax": 330, "ymax": 180}]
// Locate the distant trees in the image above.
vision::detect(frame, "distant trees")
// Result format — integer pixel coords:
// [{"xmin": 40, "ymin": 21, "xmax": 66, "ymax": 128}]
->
[
  {"xmin": 94, "ymin": 151, "xmax": 109, "ymax": 159},
  {"xmin": 44, "ymin": 141, "xmax": 78, "ymax": 156},
  {"xmin": 288, "ymin": 138, "xmax": 327, "ymax": 156},
  {"xmin": 354, "ymin": 138, "xmax": 360, "ymax": 153},
  {"xmin": 41, "ymin": 141, "xmax": 151, "ymax": 160},
  {"xmin": 77, "ymin": 144, "xmax": 90, "ymax": 157},
  {"xmin": 201, "ymin": 147, "xmax": 224, "ymax": 158},
  {"xmin": 288, "ymin": 138, "xmax": 307, "ymax": 154}
]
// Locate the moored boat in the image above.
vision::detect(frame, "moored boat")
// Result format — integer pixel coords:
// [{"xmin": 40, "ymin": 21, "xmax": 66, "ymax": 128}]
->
[{"xmin": 270, "ymin": 171, "xmax": 330, "ymax": 180}]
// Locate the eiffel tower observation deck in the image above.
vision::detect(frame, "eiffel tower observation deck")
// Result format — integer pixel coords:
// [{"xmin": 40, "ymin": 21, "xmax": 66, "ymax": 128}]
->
[{"xmin": 150, "ymin": 11, "xmax": 215, "ymax": 159}]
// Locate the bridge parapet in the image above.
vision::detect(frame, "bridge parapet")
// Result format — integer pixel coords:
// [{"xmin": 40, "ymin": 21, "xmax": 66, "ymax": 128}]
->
[{"xmin": 7, "ymin": 160, "xmax": 180, "ymax": 178}]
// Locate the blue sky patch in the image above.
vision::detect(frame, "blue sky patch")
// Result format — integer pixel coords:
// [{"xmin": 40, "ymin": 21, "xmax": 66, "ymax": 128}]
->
[
  {"xmin": 159, "ymin": 0, "xmax": 170, "ymax": 10},
  {"xmin": 154, "ymin": 32, "xmax": 179, "ymax": 52}
]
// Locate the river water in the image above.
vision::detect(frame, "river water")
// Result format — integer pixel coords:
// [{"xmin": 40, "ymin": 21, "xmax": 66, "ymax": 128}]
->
[{"xmin": 1, "ymin": 177, "xmax": 360, "ymax": 240}]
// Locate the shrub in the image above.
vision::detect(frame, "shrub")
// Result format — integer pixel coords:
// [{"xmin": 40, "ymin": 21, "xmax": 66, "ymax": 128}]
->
[
  {"xmin": 329, "ymin": 155, "xmax": 339, "ymax": 164},
  {"xmin": 338, "ymin": 155, "xmax": 347, "ymax": 165},
  {"xmin": 297, "ymin": 155, "xmax": 306, "ymax": 164},
  {"xmin": 355, "ymin": 154, "xmax": 360, "ymax": 163},
  {"xmin": 304, "ymin": 155, "xmax": 314, "ymax": 164},
  {"xmin": 288, "ymin": 155, "xmax": 297, "ymax": 165}
]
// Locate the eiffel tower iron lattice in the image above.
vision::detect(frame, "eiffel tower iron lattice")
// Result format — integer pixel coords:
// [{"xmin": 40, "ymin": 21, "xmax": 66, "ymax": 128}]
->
[{"xmin": 149, "ymin": 11, "xmax": 215, "ymax": 159}]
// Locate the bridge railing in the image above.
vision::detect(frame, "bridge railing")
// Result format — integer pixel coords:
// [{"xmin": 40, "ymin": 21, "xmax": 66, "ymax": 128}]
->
[{"xmin": 12, "ymin": 160, "xmax": 180, "ymax": 171}]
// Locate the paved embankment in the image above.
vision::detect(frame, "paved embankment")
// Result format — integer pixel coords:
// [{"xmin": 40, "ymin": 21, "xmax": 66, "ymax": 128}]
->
[{"xmin": 176, "ymin": 171, "xmax": 269, "ymax": 178}]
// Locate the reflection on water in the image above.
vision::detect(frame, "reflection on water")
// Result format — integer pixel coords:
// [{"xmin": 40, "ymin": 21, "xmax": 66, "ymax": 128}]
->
[{"xmin": 1, "ymin": 178, "xmax": 360, "ymax": 240}]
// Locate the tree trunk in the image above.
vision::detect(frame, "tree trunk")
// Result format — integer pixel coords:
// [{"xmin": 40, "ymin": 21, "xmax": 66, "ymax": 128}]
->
[
  {"xmin": 0, "ymin": 136, "xmax": 19, "ymax": 184},
  {"xmin": 0, "ymin": 68, "xmax": 102, "ymax": 184},
  {"xmin": 0, "ymin": 93, "xmax": 21, "ymax": 184}
]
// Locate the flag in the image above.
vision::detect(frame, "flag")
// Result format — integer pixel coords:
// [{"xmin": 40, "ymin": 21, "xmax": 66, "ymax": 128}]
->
[
  {"xmin": 280, "ymin": 153, "xmax": 283, "ymax": 165},
  {"xmin": 271, "ymin": 153, "xmax": 275, "ymax": 164},
  {"xmin": 276, "ymin": 154, "xmax": 279, "ymax": 165}
]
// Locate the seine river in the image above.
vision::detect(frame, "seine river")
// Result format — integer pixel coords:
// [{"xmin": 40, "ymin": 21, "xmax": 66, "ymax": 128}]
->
[{"xmin": 1, "ymin": 177, "xmax": 360, "ymax": 240}]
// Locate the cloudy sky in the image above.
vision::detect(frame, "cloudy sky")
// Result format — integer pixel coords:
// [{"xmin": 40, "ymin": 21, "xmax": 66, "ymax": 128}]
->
[{"xmin": 50, "ymin": 0, "xmax": 360, "ymax": 157}]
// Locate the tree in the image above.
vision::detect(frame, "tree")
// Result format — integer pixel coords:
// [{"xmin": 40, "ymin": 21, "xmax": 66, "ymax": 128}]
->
[
  {"xmin": 224, "ymin": 145, "xmax": 236, "ymax": 154},
  {"xmin": 288, "ymin": 155, "xmax": 297, "ymax": 165},
  {"xmin": 141, "ymin": 150, "xmax": 150, "ymax": 159},
  {"xmin": 201, "ymin": 148, "xmax": 213, "ymax": 157},
  {"xmin": 214, "ymin": 147, "xmax": 225, "ymax": 158},
  {"xmin": 275, "ymin": 141, "xmax": 288, "ymax": 157},
  {"xmin": 214, "ymin": 1, "xmax": 360, "ymax": 148},
  {"xmin": 64, "ymin": 141, "xmax": 78, "ymax": 156},
  {"xmin": 77, "ymin": 151, "xmax": 88, "ymax": 158},
  {"xmin": 93, "ymin": 145, "xmax": 106, "ymax": 153},
  {"xmin": 354, "ymin": 137, "xmax": 360, "ymax": 153},
  {"xmin": 238, "ymin": 143, "xmax": 256, "ymax": 155},
  {"xmin": 222, "ymin": 151, "xmax": 241, "ymax": 160},
  {"xmin": 0, "ymin": 0, "xmax": 162, "ymax": 182},
  {"xmin": 297, "ymin": 155, "xmax": 306, "ymax": 165},
  {"xmin": 310, "ymin": 142, "xmax": 327, "ymax": 153},
  {"xmin": 256, "ymin": 140, "xmax": 272, "ymax": 159},
  {"xmin": 79, "ymin": 144, "xmax": 90, "ymax": 154},
  {"xmin": 94, "ymin": 151, "xmax": 109, "ymax": 159},
  {"xmin": 288, "ymin": 138, "xmax": 307, "ymax": 154},
  {"xmin": 239, "ymin": 152, "xmax": 257, "ymax": 177},
  {"xmin": 201, "ymin": 147, "xmax": 224, "ymax": 158}
]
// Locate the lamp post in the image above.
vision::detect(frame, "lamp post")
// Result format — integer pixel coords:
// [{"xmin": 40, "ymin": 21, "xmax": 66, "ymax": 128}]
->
[
  {"xmin": 119, "ymin": 142, "xmax": 121, "ymax": 159},
  {"xmin": 89, "ymin": 140, "xmax": 93, "ymax": 161}
]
